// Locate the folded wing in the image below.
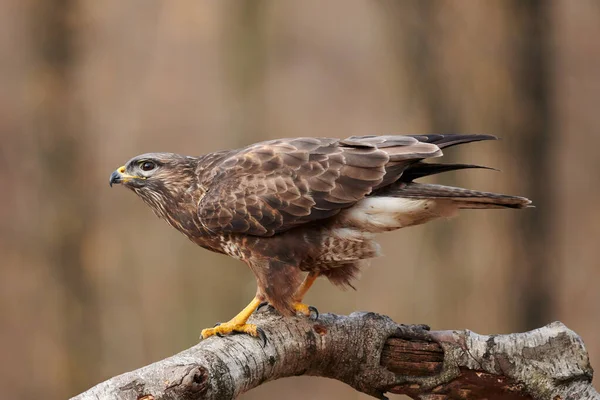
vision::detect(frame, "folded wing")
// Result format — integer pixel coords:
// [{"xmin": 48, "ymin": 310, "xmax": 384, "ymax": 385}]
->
[{"xmin": 197, "ymin": 135, "xmax": 493, "ymax": 236}]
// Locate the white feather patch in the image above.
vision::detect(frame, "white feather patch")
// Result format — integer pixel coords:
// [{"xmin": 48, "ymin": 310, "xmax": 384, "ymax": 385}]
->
[{"xmin": 338, "ymin": 196, "xmax": 458, "ymax": 232}]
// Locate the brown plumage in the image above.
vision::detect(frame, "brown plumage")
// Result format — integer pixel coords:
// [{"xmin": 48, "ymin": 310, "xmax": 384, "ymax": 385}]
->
[{"xmin": 109, "ymin": 134, "xmax": 531, "ymax": 341}]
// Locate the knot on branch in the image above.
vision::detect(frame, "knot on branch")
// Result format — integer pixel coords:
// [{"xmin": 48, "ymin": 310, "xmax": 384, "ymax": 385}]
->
[{"xmin": 390, "ymin": 321, "xmax": 595, "ymax": 399}]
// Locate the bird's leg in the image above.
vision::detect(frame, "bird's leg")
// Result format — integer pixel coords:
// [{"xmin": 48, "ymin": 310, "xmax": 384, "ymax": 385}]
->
[
  {"xmin": 292, "ymin": 271, "xmax": 319, "ymax": 318},
  {"xmin": 200, "ymin": 296, "xmax": 266, "ymax": 344}
]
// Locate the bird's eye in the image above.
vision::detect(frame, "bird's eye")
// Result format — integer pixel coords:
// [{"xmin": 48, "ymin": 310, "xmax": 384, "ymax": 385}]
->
[{"xmin": 140, "ymin": 161, "xmax": 156, "ymax": 171}]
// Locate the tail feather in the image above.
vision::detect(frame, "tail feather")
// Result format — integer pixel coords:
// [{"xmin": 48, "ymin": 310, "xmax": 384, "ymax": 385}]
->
[
  {"xmin": 383, "ymin": 182, "xmax": 533, "ymax": 209},
  {"xmin": 401, "ymin": 162, "xmax": 498, "ymax": 182},
  {"xmin": 406, "ymin": 134, "xmax": 498, "ymax": 149}
]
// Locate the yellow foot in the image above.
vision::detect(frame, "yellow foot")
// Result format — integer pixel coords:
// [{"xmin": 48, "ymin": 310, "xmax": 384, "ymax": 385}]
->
[
  {"xmin": 293, "ymin": 302, "xmax": 319, "ymax": 319},
  {"xmin": 200, "ymin": 322, "xmax": 266, "ymax": 346}
]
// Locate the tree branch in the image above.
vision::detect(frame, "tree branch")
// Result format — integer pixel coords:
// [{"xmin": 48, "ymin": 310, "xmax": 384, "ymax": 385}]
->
[{"xmin": 72, "ymin": 310, "xmax": 598, "ymax": 400}]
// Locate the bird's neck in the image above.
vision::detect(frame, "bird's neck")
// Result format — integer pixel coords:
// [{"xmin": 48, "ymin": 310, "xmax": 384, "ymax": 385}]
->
[{"xmin": 131, "ymin": 166, "xmax": 202, "ymax": 231}]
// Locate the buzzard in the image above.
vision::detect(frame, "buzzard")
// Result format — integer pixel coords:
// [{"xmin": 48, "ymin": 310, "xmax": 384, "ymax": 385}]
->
[{"xmin": 109, "ymin": 134, "xmax": 531, "ymax": 343}]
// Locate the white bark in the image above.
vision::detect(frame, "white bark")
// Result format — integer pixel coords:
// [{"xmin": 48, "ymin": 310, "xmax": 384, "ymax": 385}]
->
[{"xmin": 71, "ymin": 310, "xmax": 598, "ymax": 400}]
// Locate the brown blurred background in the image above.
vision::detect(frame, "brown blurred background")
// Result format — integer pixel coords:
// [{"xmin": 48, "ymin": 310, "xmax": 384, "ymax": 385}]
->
[{"xmin": 1, "ymin": 1, "xmax": 599, "ymax": 399}]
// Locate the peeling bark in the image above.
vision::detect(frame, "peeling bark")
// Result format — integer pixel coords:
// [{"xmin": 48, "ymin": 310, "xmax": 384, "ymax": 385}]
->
[{"xmin": 72, "ymin": 310, "xmax": 597, "ymax": 400}]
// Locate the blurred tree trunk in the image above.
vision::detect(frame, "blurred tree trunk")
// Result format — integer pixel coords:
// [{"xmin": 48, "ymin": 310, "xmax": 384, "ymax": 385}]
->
[
  {"xmin": 224, "ymin": 0, "xmax": 268, "ymax": 143},
  {"xmin": 30, "ymin": 0, "xmax": 101, "ymax": 395},
  {"xmin": 507, "ymin": 0, "xmax": 556, "ymax": 331}
]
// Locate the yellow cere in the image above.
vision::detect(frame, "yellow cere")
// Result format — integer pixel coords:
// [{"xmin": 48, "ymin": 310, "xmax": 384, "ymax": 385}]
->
[{"xmin": 116, "ymin": 165, "xmax": 146, "ymax": 183}]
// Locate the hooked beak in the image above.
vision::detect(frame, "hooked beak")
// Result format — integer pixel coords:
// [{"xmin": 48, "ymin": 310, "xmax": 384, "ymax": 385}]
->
[{"xmin": 109, "ymin": 166, "xmax": 137, "ymax": 187}]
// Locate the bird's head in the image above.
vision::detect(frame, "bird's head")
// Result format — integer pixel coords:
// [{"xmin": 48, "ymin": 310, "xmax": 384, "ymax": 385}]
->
[{"xmin": 109, "ymin": 152, "xmax": 197, "ymax": 218}]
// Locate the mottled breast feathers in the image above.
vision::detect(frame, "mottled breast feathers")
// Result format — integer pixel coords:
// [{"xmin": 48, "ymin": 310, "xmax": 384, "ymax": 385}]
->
[{"xmin": 197, "ymin": 136, "xmax": 443, "ymax": 236}]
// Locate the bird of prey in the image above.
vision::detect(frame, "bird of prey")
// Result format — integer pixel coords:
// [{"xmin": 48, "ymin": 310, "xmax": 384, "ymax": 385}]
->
[{"xmin": 109, "ymin": 134, "xmax": 531, "ymax": 343}]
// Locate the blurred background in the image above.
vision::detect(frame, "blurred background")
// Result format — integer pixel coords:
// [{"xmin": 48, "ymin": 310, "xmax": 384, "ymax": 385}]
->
[{"xmin": 1, "ymin": 1, "xmax": 599, "ymax": 399}]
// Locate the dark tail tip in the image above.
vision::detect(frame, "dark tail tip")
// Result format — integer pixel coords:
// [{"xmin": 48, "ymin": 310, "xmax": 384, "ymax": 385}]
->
[
  {"xmin": 408, "ymin": 134, "xmax": 498, "ymax": 149},
  {"xmin": 402, "ymin": 162, "xmax": 498, "ymax": 182}
]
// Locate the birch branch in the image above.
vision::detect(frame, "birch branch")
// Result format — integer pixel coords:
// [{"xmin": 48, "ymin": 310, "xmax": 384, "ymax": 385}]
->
[{"xmin": 72, "ymin": 310, "xmax": 597, "ymax": 400}]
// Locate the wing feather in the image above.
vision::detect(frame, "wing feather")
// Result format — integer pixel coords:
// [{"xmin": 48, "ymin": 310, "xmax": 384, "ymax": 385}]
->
[{"xmin": 197, "ymin": 135, "xmax": 444, "ymax": 236}]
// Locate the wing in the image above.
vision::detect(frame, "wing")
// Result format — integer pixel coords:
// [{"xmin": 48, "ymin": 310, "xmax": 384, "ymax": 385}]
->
[{"xmin": 197, "ymin": 136, "xmax": 444, "ymax": 236}]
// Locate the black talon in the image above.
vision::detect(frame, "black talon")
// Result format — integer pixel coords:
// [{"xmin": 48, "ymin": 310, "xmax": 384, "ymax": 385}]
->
[
  {"xmin": 211, "ymin": 323, "xmax": 225, "ymax": 337},
  {"xmin": 308, "ymin": 305, "xmax": 319, "ymax": 320},
  {"xmin": 257, "ymin": 301, "xmax": 276, "ymax": 312},
  {"xmin": 256, "ymin": 328, "xmax": 268, "ymax": 347}
]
